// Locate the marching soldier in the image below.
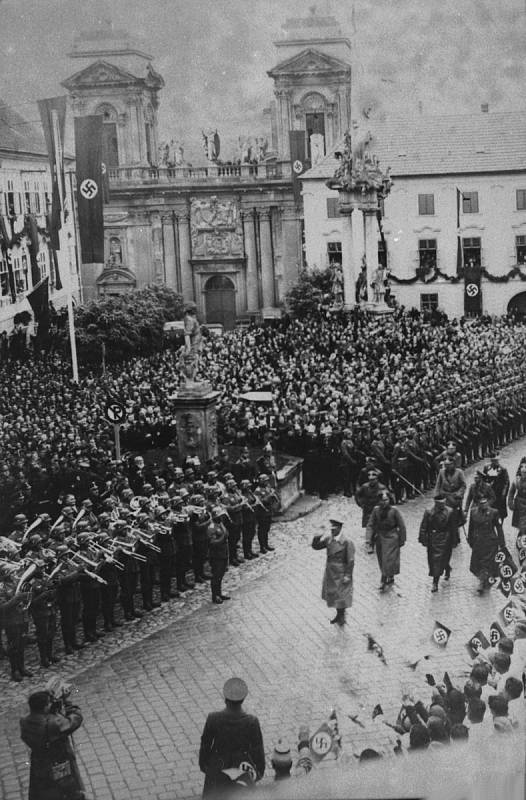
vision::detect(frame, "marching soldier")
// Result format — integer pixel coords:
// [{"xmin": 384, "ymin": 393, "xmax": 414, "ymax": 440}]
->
[
  {"xmin": 468, "ymin": 496, "xmax": 505, "ymax": 595},
  {"xmin": 464, "ymin": 471, "xmax": 496, "ymax": 517},
  {"xmin": 483, "ymin": 452, "xmax": 510, "ymax": 524},
  {"xmin": 419, "ymin": 494, "xmax": 457, "ymax": 592},
  {"xmin": 355, "ymin": 469, "xmax": 388, "ymax": 553},
  {"xmin": 435, "ymin": 457, "xmax": 466, "ymax": 534}
]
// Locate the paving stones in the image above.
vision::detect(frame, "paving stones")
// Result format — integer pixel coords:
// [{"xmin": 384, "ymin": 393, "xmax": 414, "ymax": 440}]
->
[{"xmin": 1, "ymin": 440, "xmax": 525, "ymax": 799}]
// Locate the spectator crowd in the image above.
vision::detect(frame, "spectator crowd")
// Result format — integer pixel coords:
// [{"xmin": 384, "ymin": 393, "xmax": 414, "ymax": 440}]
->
[{"xmin": 1, "ymin": 307, "xmax": 526, "ymax": 525}]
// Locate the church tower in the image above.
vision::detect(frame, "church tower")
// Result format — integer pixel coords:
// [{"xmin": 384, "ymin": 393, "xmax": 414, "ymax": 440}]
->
[
  {"xmin": 62, "ymin": 19, "xmax": 164, "ymax": 168},
  {"xmin": 267, "ymin": 6, "xmax": 352, "ymax": 163}
]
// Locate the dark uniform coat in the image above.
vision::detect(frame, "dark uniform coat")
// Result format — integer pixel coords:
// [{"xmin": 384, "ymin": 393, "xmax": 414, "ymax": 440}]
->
[
  {"xmin": 367, "ymin": 505, "xmax": 406, "ymax": 577},
  {"xmin": 419, "ymin": 505, "xmax": 456, "ymax": 578},
  {"xmin": 468, "ymin": 505, "xmax": 504, "ymax": 578},
  {"xmin": 20, "ymin": 701, "xmax": 84, "ymax": 800},
  {"xmin": 199, "ymin": 707, "xmax": 265, "ymax": 797},
  {"xmin": 312, "ymin": 533, "xmax": 354, "ymax": 609}
]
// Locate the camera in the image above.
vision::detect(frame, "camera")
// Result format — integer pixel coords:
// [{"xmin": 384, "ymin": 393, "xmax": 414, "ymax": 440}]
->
[{"xmin": 45, "ymin": 677, "xmax": 74, "ymax": 711}]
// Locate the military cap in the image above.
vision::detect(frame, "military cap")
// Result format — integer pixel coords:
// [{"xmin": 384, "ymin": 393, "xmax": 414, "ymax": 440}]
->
[{"xmin": 223, "ymin": 677, "xmax": 248, "ymax": 702}]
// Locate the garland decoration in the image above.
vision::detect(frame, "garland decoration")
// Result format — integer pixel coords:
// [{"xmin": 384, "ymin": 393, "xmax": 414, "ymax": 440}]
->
[{"xmin": 389, "ymin": 264, "xmax": 526, "ymax": 285}]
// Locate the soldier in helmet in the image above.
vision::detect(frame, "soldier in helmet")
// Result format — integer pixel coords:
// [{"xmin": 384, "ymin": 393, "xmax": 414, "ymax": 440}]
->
[
  {"xmin": 113, "ymin": 521, "xmax": 143, "ymax": 621},
  {"xmin": 207, "ymin": 507, "xmax": 230, "ymax": 604},
  {"xmin": 157, "ymin": 500, "xmax": 179, "ymax": 601},
  {"xmin": 240, "ymin": 480, "xmax": 258, "ymax": 560},
  {"xmin": 9, "ymin": 513, "xmax": 28, "ymax": 544},
  {"xmin": 253, "ymin": 474, "xmax": 278, "ymax": 554},
  {"xmin": 224, "ymin": 478, "xmax": 244, "ymax": 567}
]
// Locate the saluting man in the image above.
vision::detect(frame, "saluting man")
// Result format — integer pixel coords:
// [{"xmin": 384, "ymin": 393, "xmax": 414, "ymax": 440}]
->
[{"xmin": 312, "ymin": 519, "xmax": 355, "ymax": 626}]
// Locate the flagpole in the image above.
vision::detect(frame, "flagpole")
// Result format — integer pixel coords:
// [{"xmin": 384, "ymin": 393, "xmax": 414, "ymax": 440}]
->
[{"xmin": 51, "ymin": 108, "xmax": 79, "ymax": 384}]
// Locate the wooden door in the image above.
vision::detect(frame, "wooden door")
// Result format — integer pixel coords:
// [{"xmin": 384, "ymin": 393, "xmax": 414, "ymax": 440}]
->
[{"xmin": 205, "ymin": 275, "xmax": 236, "ymax": 329}]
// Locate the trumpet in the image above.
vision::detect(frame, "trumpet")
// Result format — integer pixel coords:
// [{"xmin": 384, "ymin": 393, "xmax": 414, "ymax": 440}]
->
[
  {"xmin": 66, "ymin": 554, "xmax": 107, "ymax": 585},
  {"xmin": 128, "ymin": 529, "xmax": 161, "ymax": 553}
]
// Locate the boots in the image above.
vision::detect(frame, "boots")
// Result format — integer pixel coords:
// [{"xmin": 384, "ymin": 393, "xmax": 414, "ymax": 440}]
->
[
  {"xmin": 9, "ymin": 653, "xmax": 22, "ymax": 682},
  {"xmin": 431, "ymin": 579, "xmax": 439, "ymax": 593},
  {"xmin": 38, "ymin": 642, "xmax": 50, "ymax": 668},
  {"xmin": 330, "ymin": 608, "xmax": 346, "ymax": 626},
  {"xmin": 18, "ymin": 652, "xmax": 33, "ymax": 678},
  {"xmin": 47, "ymin": 642, "xmax": 60, "ymax": 664}
]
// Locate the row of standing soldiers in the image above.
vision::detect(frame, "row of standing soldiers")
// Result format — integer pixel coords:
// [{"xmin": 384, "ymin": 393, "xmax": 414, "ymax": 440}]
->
[
  {"xmin": 302, "ymin": 384, "xmax": 526, "ymax": 501},
  {"xmin": 0, "ymin": 471, "xmax": 280, "ymax": 681}
]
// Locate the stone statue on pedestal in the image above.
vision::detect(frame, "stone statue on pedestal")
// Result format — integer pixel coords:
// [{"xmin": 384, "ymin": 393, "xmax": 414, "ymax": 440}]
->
[
  {"xmin": 371, "ymin": 265, "xmax": 387, "ymax": 305},
  {"xmin": 202, "ymin": 129, "xmax": 220, "ymax": 162},
  {"xmin": 178, "ymin": 302, "xmax": 203, "ymax": 386},
  {"xmin": 331, "ymin": 264, "xmax": 344, "ymax": 307}
]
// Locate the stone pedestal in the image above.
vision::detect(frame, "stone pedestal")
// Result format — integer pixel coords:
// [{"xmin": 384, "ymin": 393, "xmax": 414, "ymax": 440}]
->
[{"xmin": 172, "ymin": 388, "xmax": 219, "ymax": 464}]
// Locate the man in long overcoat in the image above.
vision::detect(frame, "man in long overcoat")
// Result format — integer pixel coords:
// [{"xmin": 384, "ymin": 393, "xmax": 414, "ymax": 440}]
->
[
  {"xmin": 419, "ymin": 494, "xmax": 457, "ymax": 592},
  {"xmin": 468, "ymin": 497, "xmax": 505, "ymax": 595},
  {"xmin": 435, "ymin": 457, "xmax": 466, "ymax": 531},
  {"xmin": 366, "ymin": 491, "xmax": 406, "ymax": 591},
  {"xmin": 199, "ymin": 677, "xmax": 265, "ymax": 798},
  {"xmin": 312, "ymin": 519, "xmax": 354, "ymax": 626}
]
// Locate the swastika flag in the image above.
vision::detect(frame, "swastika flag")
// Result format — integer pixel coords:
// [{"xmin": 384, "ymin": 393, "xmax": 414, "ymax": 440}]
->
[
  {"xmin": 431, "ymin": 621, "xmax": 451, "ymax": 648},
  {"xmin": 466, "ymin": 630, "xmax": 490, "ymax": 659}
]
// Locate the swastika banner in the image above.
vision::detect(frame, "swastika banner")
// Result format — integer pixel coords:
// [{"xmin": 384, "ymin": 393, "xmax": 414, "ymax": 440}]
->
[
  {"xmin": 74, "ymin": 116, "xmax": 104, "ymax": 263},
  {"xmin": 431, "ymin": 620, "xmax": 451, "ymax": 648}
]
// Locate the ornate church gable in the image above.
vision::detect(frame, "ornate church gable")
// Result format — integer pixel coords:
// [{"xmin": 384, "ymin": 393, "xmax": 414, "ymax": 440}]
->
[
  {"xmin": 268, "ymin": 48, "xmax": 351, "ymax": 78},
  {"xmin": 62, "ymin": 60, "xmax": 139, "ymax": 90}
]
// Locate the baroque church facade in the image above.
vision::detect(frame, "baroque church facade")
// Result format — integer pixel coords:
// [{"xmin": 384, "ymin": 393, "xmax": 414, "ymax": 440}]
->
[{"xmin": 62, "ymin": 10, "xmax": 353, "ymax": 328}]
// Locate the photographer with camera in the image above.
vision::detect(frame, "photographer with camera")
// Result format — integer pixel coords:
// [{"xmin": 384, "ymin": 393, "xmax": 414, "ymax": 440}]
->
[{"xmin": 20, "ymin": 679, "xmax": 87, "ymax": 800}]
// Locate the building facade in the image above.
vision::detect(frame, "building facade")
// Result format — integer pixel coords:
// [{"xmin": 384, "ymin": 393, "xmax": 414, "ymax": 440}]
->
[
  {"xmin": 303, "ymin": 111, "xmax": 526, "ymax": 317},
  {"xmin": 0, "ymin": 101, "xmax": 80, "ymax": 333},
  {"xmin": 62, "ymin": 10, "xmax": 353, "ymax": 327}
]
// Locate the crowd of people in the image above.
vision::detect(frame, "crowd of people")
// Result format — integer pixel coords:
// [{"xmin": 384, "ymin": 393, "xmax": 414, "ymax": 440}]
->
[
  {"xmin": 0, "ymin": 462, "xmax": 279, "ymax": 682},
  {"xmin": 1, "ymin": 307, "xmax": 526, "ymax": 527}
]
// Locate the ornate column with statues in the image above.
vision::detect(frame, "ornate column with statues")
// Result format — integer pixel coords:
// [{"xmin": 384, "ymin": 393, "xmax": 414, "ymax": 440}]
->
[
  {"xmin": 243, "ymin": 210, "xmax": 259, "ymax": 312},
  {"xmin": 178, "ymin": 211, "xmax": 194, "ymax": 301},
  {"xmin": 326, "ymin": 130, "xmax": 392, "ymax": 312},
  {"xmin": 172, "ymin": 304, "xmax": 219, "ymax": 464}
]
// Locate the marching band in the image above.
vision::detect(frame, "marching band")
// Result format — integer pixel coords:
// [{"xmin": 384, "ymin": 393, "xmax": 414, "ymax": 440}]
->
[{"xmin": 0, "ymin": 471, "xmax": 280, "ymax": 681}]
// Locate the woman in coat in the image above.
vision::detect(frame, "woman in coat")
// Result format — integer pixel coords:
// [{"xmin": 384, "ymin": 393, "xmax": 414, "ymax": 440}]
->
[
  {"xmin": 366, "ymin": 491, "xmax": 406, "ymax": 590},
  {"xmin": 312, "ymin": 519, "xmax": 354, "ymax": 626}
]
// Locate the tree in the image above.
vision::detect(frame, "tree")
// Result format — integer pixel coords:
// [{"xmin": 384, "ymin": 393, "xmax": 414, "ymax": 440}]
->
[
  {"xmin": 284, "ymin": 267, "xmax": 333, "ymax": 318},
  {"xmin": 70, "ymin": 285, "xmax": 185, "ymax": 364}
]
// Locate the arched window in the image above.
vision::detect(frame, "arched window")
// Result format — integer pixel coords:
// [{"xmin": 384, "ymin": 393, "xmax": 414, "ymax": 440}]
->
[
  {"xmin": 301, "ymin": 93, "xmax": 327, "ymax": 161},
  {"xmin": 109, "ymin": 236, "xmax": 123, "ymax": 266}
]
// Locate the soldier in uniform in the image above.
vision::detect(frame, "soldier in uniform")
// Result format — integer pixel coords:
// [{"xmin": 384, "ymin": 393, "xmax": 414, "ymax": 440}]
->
[
  {"xmin": 113, "ymin": 521, "xmax": 143, "ymax": 621},
  {"xmin": 224, "ymin": 478, "xmax": 244, "ymax": 567},
  {"xmin": 239, "ymin": 480, "xmax": 258, "ymax": 560},
  {"xmin": 96, "ymin": 533, "xmax": 123, "ymax": 631},
  {"xmin": 355, "ymin": 469, "xmax": 388, "ymax": 553},
  {"xmin": 435, "ymin": 457, "xmax": 466, "ymax": 535},
  {"xmin": 312, "ymin": 519, "xmax": 355, "ymax": 626},
  {"xmin": 0, "ymin": 561, "xmax": 32, "ymax": 681},
  {"xmin": 77, "ymin": 533, "xmax": 104, "ymax": 642},
  {"xmin": 207, "ymin": 506, "xmax": 230, "ymax": 604},
  {"xmin": 156, "ymin": 501, "xmax": 179, "ymax": 602},
  {"xmin": 56, "ymin": 550, "xmax": 85, "ymax": 655},
  {"xmin": 30, "ymin": 563, "xmax": 60, "ymax": 667},
  {"xmin": 464, "ymin": 471, "xmax": 496, "ymax": 517},
  {"xmin": 9, "ymin": 513, "xmax": 28, "ymax": 544},
  {"xmin": 419, "ymin": 494, "xmax": 457, "ymax": 592},
  {"xmin": 483, "ymin": 452, "xmax": 510, "ymax": 524},
  {"xmin": 199, "ymin": 677, "xmax": 265, "ymax": 797},
  {"xmin": 468, "ymin": 496, "xmax": 505, "ymax": 595},
  {"xmin": 366, "ymin": 491, "xmax": 406, "ymax": 591},
  {"xmin": 172, "ymin": 499, "xmax": 194, "ymax": 592},
  {"xmin": 340, "ymin": 428, "xmax": 361, "ymax": 497},
  {"xmin": 190, "ymin": 500, "xmax": 212, "ymax": 583},
  {"xmin": 253, "ymin": 474, "xmax": 278, "ymax": 554}
]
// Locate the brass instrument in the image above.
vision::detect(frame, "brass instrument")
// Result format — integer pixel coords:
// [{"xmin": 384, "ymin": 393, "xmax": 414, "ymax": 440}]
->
[
  {"xmin": 50, "ymin": 514, "xmax": 64, "ymax": 534},
  {"xmin": 127, "ymin": 528, "xmax": 161, "ymax": 554},
  {"xmin": 21, "ymin": 515, "xmax": 43, "ymax": 544},
  {"xmin": 15, "ymin": 561, "xmax": 38, "ymax": 610},
  {"xmin": 72, "ymin": 508, "xmax": 86, "ymax": 530},
  {"xmin": 67, "ymin": 553, "xmax": 107, "ymax": 585},
  {"xmin": 87, "ymin": 543, "xmax": 124, "ymax": 570},
  {"xmin": 113, "ymin": 540, "xmax": 147, "ymax": 563}
]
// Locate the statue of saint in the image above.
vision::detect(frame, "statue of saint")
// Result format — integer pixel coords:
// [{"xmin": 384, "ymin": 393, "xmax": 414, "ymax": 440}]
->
[
  {"xmin": 331, "ymin": 264, "xmax": 344, "ymax": 307},
  {"xmin": 371, "ymin": 265, "xmax": 387, "ymax": 304},
  {"xmin": 179, "ymin": 302, "xmax": 202, "ymax": 384},
  {"xmin": 202, "ymin": 130, "xmax": 220, "ymax": 162}
]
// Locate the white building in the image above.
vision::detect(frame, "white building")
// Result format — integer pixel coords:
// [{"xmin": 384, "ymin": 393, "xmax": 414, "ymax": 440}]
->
[
  {"xmin": 0, "ymin": 100, "xmax": 80, "ymax": 332},
  {"xmin": 302, "ymin": 109, "xmax": 526, "ymax": 317}
]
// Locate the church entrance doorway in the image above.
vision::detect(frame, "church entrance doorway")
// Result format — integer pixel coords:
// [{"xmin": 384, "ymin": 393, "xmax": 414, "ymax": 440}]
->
[
  {"xmin": 205, "ymin": 275, "xmax": 236, "ymax": 329},
  {"xmin": 508, "ymin": 291, "xmax": 526, "ymax": 318}
]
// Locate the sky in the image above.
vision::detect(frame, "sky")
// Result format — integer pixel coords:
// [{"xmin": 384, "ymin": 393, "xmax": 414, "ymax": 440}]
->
[{"xmin": 1, "ymin": 0, "xmax": 525, "ymax": 163}]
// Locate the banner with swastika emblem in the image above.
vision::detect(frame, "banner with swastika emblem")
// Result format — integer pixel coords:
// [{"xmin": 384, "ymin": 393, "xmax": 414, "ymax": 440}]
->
[
  {"xmin": 466, "ymin": 630, "xmax": 490, "ymax": 659},
  {"xmin": 431, "ymin": 620, "xmax": 451, "ymax": 648},
  {"xmin": 74, "ymin": 116, "xmax": 104, "ymax": 263}
]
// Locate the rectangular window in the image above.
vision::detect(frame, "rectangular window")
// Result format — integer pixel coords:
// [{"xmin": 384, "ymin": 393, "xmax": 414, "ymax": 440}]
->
[
  {"xmin": 516, "ymin": 235, "xmax": 526, "ymax": 264},
  {"xmin": 418, "ymin": 193, "xmax": 435, "ymax": 215},
  {"xmin": 0, "ymin": 252, "xmax": 9, "ymax": 298},
  {"xmin": 327, "ymin": 241, "xmax": 342, "ymax": 266},
  {"xmin": 418, "ymin": 239, "xmax": 437, "ymax": 270},
  {"xmin": 420, "ymin": 293, "xmax": 439, "ymax": 312},
  {"xmin": 326, "ymin": 197, "xmax": 339, "ymax": 218},
  {"xmin": 517, "ymin": 190, "xmax": 526, "ymax": 211},
  {"xmin": 23, "ymin": 181, "xmax": 31, "ymax": 214},
  {"xmin": 38, "ymin": 251, "xmax": 48, "ymax": 279},
  {"xmin": 6, "ymin": 179, "xmax": 16, "ymax": 217},
  {"xmin": 12, "ymin": 254, "xmax": 28, "ymax": 294},
  {"xmin": 378, "ymin": 239, "xmax": 387, "ymax": 269},
  {"xmin": 462, "ymin": 191, "xmax": 479, "ymax": 213},
  {"xmin": 33, "ymin": 193, "xmax": 41, "ymax": 214},
  {"xmin": 463, "ymin": 236, "xmax": 481, "ymax": 266}
]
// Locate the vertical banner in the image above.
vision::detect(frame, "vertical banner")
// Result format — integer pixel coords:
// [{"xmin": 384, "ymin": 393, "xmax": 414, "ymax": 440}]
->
[
  {"xmin": 456, "ymin": 187, "xmax": 463, "ymax": 276},
  {"xmin": 37, "ymin": 96, "xmax": 67, "ymax": 251},
  {"xmin": 27, "ymin": 276, "xmax": 50, "ymax": 338},
  {"xmin": 74, "ymin": 116, "xmax": 104, "ymax": 263},
  {"xmin": 289, "ymin": 130, "xmax": 309, "ymax": 204},
  {"xmin": 26, "ymin": 214, "xmax": 41, "ymax": 287},
  {"xmin": 0, "ymin": 215, "xmax": 16, "ymax": 302},
  {"xmin": 464, "ymin": 261, "xmax": 482, "ymax": 314}
]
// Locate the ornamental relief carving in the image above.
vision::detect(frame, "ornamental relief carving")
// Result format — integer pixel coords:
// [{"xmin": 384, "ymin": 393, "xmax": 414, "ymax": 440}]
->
[{"xmin": 190, "ymin": 196, "xmax": 243, "ymax": 258}]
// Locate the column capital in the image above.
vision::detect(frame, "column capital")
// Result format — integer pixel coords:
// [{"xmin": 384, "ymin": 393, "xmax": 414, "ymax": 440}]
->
[{"xmin": 259, "ymin": 208, "xmax": 272, "ymax": 222}]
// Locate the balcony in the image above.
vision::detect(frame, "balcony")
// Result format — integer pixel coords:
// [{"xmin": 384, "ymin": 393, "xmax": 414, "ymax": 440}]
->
[{"xmin": 108, "ymin": 161, "xmax": 292, "ymax": 186}]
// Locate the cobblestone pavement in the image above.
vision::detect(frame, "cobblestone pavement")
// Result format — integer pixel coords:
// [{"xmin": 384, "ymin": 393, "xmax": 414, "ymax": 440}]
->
[{"xmin": 1, "ymin": 441, "xmax": 525, "ymax": 800}]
